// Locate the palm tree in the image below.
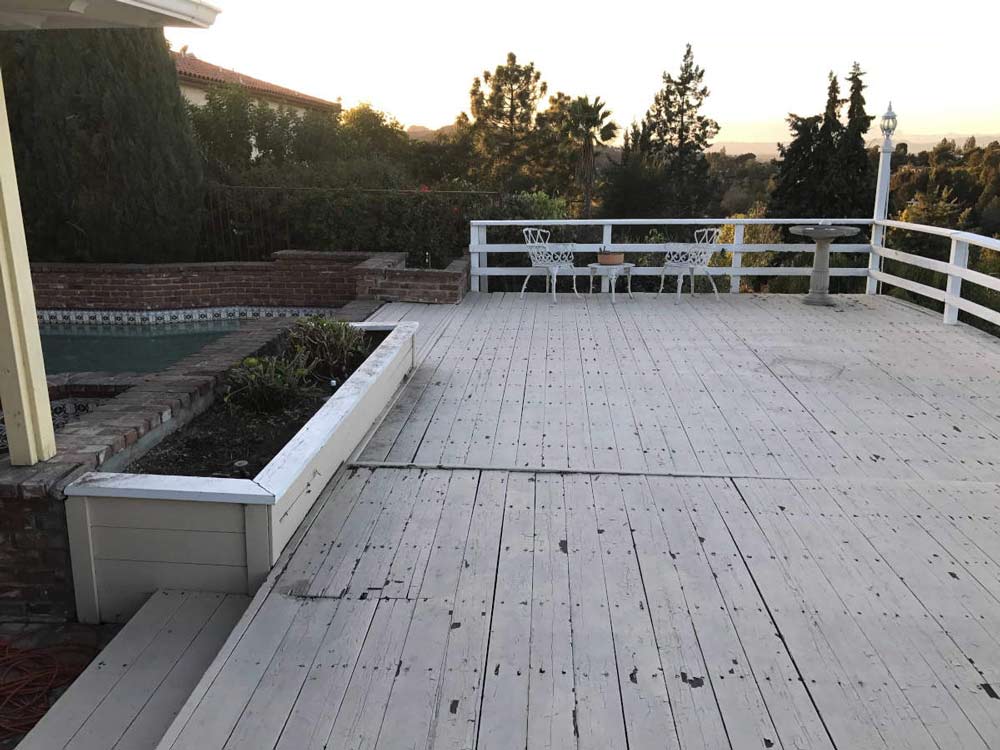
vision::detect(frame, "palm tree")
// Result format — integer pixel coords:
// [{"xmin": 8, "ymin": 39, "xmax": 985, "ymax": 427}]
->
[{"xmin": 564, "ymin": 96, "xmax": 618, "ymax": 218}]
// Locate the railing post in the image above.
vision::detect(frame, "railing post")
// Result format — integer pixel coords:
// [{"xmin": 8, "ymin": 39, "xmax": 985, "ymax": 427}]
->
[
  {"xmin": 868, "ymin": 105, "xmax": 895, "ymax": 295},
  {"xmin": 867, "ymin": 224, "xmax": 884, "ymax": 295},
  {"xmin": 943, "ymin": 236, "xmax": 969, "ymax": 325},
  {"xmin": 601, "ymin": 223, "xmax": 611, "ymax": 292},
  {"xmin": 469, "ymin": 224, "xmax": 480, "ymax": 292},
  {"xmin": 730, "ymin": 224, "xmax": 744, "ymax": 294},
  {"xmin": 478, "ymin": 225, "xmax": 489, "ymax": 293}
]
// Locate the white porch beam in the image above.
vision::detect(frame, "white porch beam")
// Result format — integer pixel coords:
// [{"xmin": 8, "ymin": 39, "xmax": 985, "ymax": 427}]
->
[{"xmin": 0, "ymin": 0, "xmax": 221, "ymax": 29}]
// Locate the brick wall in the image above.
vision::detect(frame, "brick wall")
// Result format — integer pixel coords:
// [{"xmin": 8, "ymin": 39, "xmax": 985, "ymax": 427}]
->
[
  {"xmin": 30, "ymin": 251, "xmax": 469, "ymax": 310},
  {"xmin": 356, "ymin": 257, "xmax": 469, "ymax": 305}
]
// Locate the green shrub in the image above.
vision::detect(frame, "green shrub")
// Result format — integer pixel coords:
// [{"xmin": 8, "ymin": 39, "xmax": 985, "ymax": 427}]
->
[
  {"xmin": 224, "ymin": 351, "xmax": 316, "ymax": 412},
  {"xmin": 288, "ymin": 317, "xmax": 373, "ymax": 383}
]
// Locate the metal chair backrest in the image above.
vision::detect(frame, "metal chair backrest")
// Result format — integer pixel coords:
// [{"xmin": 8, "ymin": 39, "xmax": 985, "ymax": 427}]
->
[
  {"xmin": 523, "ymin": 227, "xmax": 574, "ymax": 267},
  {"xmin": 663, "ymin": 227, "xmax": 720, "ymax": 267},
  {"xmin": 694, "ymin": 227, "xmax": 721, "ymax": 244}
]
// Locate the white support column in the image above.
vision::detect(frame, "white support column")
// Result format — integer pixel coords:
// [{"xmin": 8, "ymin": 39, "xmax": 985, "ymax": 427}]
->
[
  {"xmin": 868, "ymin": 104, "xmax": 896, "ymax": 295},
  {"xmin": 0, "ymin": 67, "xmax": 55, "ymax": 465},
  {"xmin": 469, "ymin": 224, "xmax": 480, "ymax": 292},
  {"xmin": 943, "ymin": 236, "xmax": 969, "ymax": 325},
  {"xmin": 478, "ymin": 225, "xmax": 488, "ymax": 293},
  {"xmin": 730, "ymin": 224, "xmax": 744, "ymax": 294},
  {"xmin": 600, "ymin": 224, "xmax": 611, "ymax": 293}
]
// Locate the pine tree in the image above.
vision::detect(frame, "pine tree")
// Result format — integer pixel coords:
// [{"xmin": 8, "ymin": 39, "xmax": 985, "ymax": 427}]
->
[
  {"xmin": 0, "ymin": 28, "xmax": 204, "ymax": 262},
  {"xmin": 602, "ymin": 45, "xmax": 719, "ymax": 218},
  {"xmin": 468, "ymin": 52, "xmax": 547, "ymax": 189},
  {"xmin": 644, "ymin": 44, "xmax": 719, "ymax": 162},
  {"xmin": 641, "ymin": 44, "xmax": 720, "ymax": 216}
]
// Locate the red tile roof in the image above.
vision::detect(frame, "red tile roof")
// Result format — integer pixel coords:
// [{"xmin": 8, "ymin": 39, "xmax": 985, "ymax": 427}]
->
[{"xmin": 172, "ymin": 51, "xmax": 340, "ymax": 112}]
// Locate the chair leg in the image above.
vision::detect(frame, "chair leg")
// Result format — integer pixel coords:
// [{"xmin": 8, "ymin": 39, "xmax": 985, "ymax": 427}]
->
[
  {"xmin": 550, "ymin": 268, "xmax": 559, "ymax": 304},
  {"xmin": 689, "ymin": 266, "xmax": 697, "ymax": 295},
  {"xmin": 703, "ymin": 267, "xmax": 720, "ymax": 299},
  {"xmin": 571, "ymin": 270, "xmax": 580, "ymax": 298},
  {"xmin": 675, "ymin": 272, "xmax": 683, "ymax": 305},
  {"xmin": 520, "ymin": 271, "xmax": 531, "ymax": 299},
  {"xmin": 659, "ymin": 269, "xmax": 666, "ymax": 295}
]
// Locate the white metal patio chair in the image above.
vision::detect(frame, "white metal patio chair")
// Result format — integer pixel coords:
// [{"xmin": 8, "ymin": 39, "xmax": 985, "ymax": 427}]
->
[
  {"xmin": 658, "ymin": 227, "xmax": 721, "ymax": 303},
  {"xmin": 521, "ymin": 227, "xmax": 580, "ymax": 303}
]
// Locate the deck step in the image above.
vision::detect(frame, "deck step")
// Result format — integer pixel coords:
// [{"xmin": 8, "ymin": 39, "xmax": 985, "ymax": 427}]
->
[{"xmin": 17, "ymin": 590, "xmax": 248, "ymax": 750}]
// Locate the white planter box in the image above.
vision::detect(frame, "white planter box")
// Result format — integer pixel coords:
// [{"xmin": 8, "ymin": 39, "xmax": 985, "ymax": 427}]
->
[{"xmin": 65, "ymin": 322, "xmax": 417, "ymax": 623}]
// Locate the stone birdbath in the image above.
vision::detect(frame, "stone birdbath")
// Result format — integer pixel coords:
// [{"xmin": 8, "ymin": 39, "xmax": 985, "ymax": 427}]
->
[{"xmin": 790, "ymin": 224, "xmax": 861, "ymax": 306}]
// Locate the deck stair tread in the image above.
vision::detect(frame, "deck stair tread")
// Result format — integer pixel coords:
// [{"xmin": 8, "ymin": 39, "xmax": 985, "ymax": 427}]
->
[{"xmin": 17, "ymin": 590, "xmax": 248, "ymax": 750}]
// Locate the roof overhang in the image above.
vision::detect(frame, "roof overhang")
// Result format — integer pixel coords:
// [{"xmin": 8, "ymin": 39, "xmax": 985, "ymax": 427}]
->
[{"xmin": 0, "ymin": 0, "xmax": 220, "ymax": 29}]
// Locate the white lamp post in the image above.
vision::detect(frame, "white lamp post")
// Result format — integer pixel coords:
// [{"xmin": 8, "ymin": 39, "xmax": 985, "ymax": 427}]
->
[
  {"xmin": 866, "ymin": 102, "xmax": 896, "ymax": 294},
  {"xmin": 0, "ymin": 1, "xmax": 220, "ymax": 465}
]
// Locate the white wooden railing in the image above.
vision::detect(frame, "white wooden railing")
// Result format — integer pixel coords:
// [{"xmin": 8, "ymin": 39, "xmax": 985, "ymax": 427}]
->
[
  {"xmin": 870, "ymin": 219, "xmax": 1000, "ymax": 328},
  {"xmin": 469, "ymin": 218, "xmax": 1000, "ymax": 328},
  {"xmin": 469, "ymin": 218, "xmax": 874, "ymax": 294}
]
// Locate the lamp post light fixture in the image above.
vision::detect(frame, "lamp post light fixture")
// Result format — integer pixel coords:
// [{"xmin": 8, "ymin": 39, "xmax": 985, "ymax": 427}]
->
[{"xmin": 880, "ymin": 103, "xmax": 898, "ymax": 141}]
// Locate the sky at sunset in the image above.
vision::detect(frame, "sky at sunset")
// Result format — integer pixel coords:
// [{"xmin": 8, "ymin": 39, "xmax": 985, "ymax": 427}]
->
[{"xmin": 167, "ymin": 0, "xmax": 999, "ymax": 145}]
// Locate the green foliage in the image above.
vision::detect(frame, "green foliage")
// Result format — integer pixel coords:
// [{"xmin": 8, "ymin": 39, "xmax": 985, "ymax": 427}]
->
[
  {"xmin": 890, "ymin": 138, "xmax": 1000, "ymax": 237},
  {"xmin": 288, "ymin": 317, "xmax": 373, "ymax": 382},
  {"xmin": 706, "ymin": 151, "xmax": 776, "ymax": 215},
  {"xmin": 224, "ymin": 352, "xmax": 316, "ymax": 412},
  {"xmin": 0, "ymin": 28, "xmax": 204, "ymax": 262}
]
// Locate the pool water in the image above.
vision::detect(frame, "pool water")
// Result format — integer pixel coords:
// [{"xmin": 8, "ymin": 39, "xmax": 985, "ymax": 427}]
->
[{"xmin": 40, "ymin": 321, "xmax": 241, "ymax": 374}]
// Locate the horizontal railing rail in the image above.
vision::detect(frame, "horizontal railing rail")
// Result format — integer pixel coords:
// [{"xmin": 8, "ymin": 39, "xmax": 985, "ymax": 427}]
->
[
  {"xmin": 469, "ymin": 218, "xmax": 874, "ymax": 294},
  {"xmin": 870, "ymin": 219, "xmax": 1000, "ymax": 328},
  {"xmin": 469, "ymin": 217, "xmax": 1000, "ymax": 330}
]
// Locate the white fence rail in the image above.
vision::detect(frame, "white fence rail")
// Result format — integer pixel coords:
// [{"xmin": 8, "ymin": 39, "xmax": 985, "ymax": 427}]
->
[
  {"xmin": 469, "ymin": 217, "xmax": 1000, "ymax": 329},
  {"xmin": 469, "ymin": 218, "xmax": 873, "ymax": 294},
  {"xmin": 870, "ymin": 219, "xmax": 1000, "ymax": 328}
]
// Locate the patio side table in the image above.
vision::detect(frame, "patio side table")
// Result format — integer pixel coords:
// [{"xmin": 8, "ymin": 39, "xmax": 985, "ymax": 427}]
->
[{"xmin": 588, "ymin": 262, "xmax": 635, "ymax": 303}]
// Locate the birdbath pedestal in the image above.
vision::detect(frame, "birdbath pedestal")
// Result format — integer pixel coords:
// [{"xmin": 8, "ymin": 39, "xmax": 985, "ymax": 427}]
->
[{"xmin": 790, "ymin": 225, "xmax": 861, "ymax": 306}]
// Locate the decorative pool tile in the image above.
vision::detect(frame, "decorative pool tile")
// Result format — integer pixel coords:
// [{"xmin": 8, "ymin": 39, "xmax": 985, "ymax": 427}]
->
[{"xmin": 37, "ymin": 306, "xmax": 340, "ymax": 327}]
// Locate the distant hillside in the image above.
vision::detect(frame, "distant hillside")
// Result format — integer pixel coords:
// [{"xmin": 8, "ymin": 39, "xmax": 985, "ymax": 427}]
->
[
  {"xmin": 709, "ymin": 142, "xmax": 780, "ymax": 159},
  {"xmin": 407, "ymin": 124, "xmax": 457, "ymax": 141},
  {"xmin": 407, "ymin": 125, "xmax": 1000, "ymax": 159}
]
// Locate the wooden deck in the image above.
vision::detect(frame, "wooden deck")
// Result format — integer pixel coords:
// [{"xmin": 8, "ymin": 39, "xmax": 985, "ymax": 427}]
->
[{"xmin": 158, "ymin": 294, "xmax": 1000, "ymax": 750}]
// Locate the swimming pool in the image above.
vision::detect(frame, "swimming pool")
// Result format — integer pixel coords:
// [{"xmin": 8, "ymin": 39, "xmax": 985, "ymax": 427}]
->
[{"xmin": 40, "ymin": 321, "xmax": 241, "ymax": 374}]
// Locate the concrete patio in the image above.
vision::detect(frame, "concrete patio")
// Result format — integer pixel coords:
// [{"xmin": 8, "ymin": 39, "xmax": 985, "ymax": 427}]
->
[{"xmin": 154, "ymin": 292, "xmax": 1000, "ymax": 750}]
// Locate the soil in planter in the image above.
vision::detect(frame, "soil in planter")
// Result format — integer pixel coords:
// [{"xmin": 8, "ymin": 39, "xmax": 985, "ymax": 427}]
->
[
  {"xmin": 127, "ymin": 327, "xmax": 388, "ymax": 479},
  {"xmin": 127, "ymin": 392, "xmax": 328, "ymax": 479}
]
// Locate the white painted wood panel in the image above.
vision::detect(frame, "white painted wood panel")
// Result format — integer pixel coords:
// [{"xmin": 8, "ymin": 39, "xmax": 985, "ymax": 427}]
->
[{"xmin": 92, "ymin": 526, "xmax": 246, "ymax": 567}]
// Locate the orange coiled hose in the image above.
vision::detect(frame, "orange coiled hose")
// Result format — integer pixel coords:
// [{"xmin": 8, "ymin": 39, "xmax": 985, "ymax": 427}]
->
[{"xmin": 0, "ymin": 638, "xmax": 95, "ymax": 739}]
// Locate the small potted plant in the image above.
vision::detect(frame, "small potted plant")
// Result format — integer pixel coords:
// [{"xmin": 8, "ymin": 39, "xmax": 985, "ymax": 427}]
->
[{"xmin": 597, "ymin": 244, "xmax": 624, "ymax": 265}]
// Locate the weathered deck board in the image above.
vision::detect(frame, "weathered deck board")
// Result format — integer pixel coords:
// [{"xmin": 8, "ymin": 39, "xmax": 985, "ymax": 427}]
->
[{"xmin": 160, "ymin": 293, "xmax": 1000, "ymax": 750}]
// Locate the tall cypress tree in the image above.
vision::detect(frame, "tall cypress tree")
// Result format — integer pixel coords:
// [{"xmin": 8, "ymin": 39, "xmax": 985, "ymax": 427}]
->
[
  {"xmin": 0, "ymin": 28, "xmax": 204, "ymax": 262},
  {"xmin": 770, "ymin": 66, "xmax": 874, "ymax": 219},
  {"xmin": 833, "ymin": 63, "xmax": 875, "ymax": 217}
]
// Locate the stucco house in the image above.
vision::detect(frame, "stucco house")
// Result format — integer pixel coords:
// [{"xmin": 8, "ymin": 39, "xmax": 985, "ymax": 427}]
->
[{"xmin": 172, "ymin": 48, "xmax": 340, "ymax": 116}]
